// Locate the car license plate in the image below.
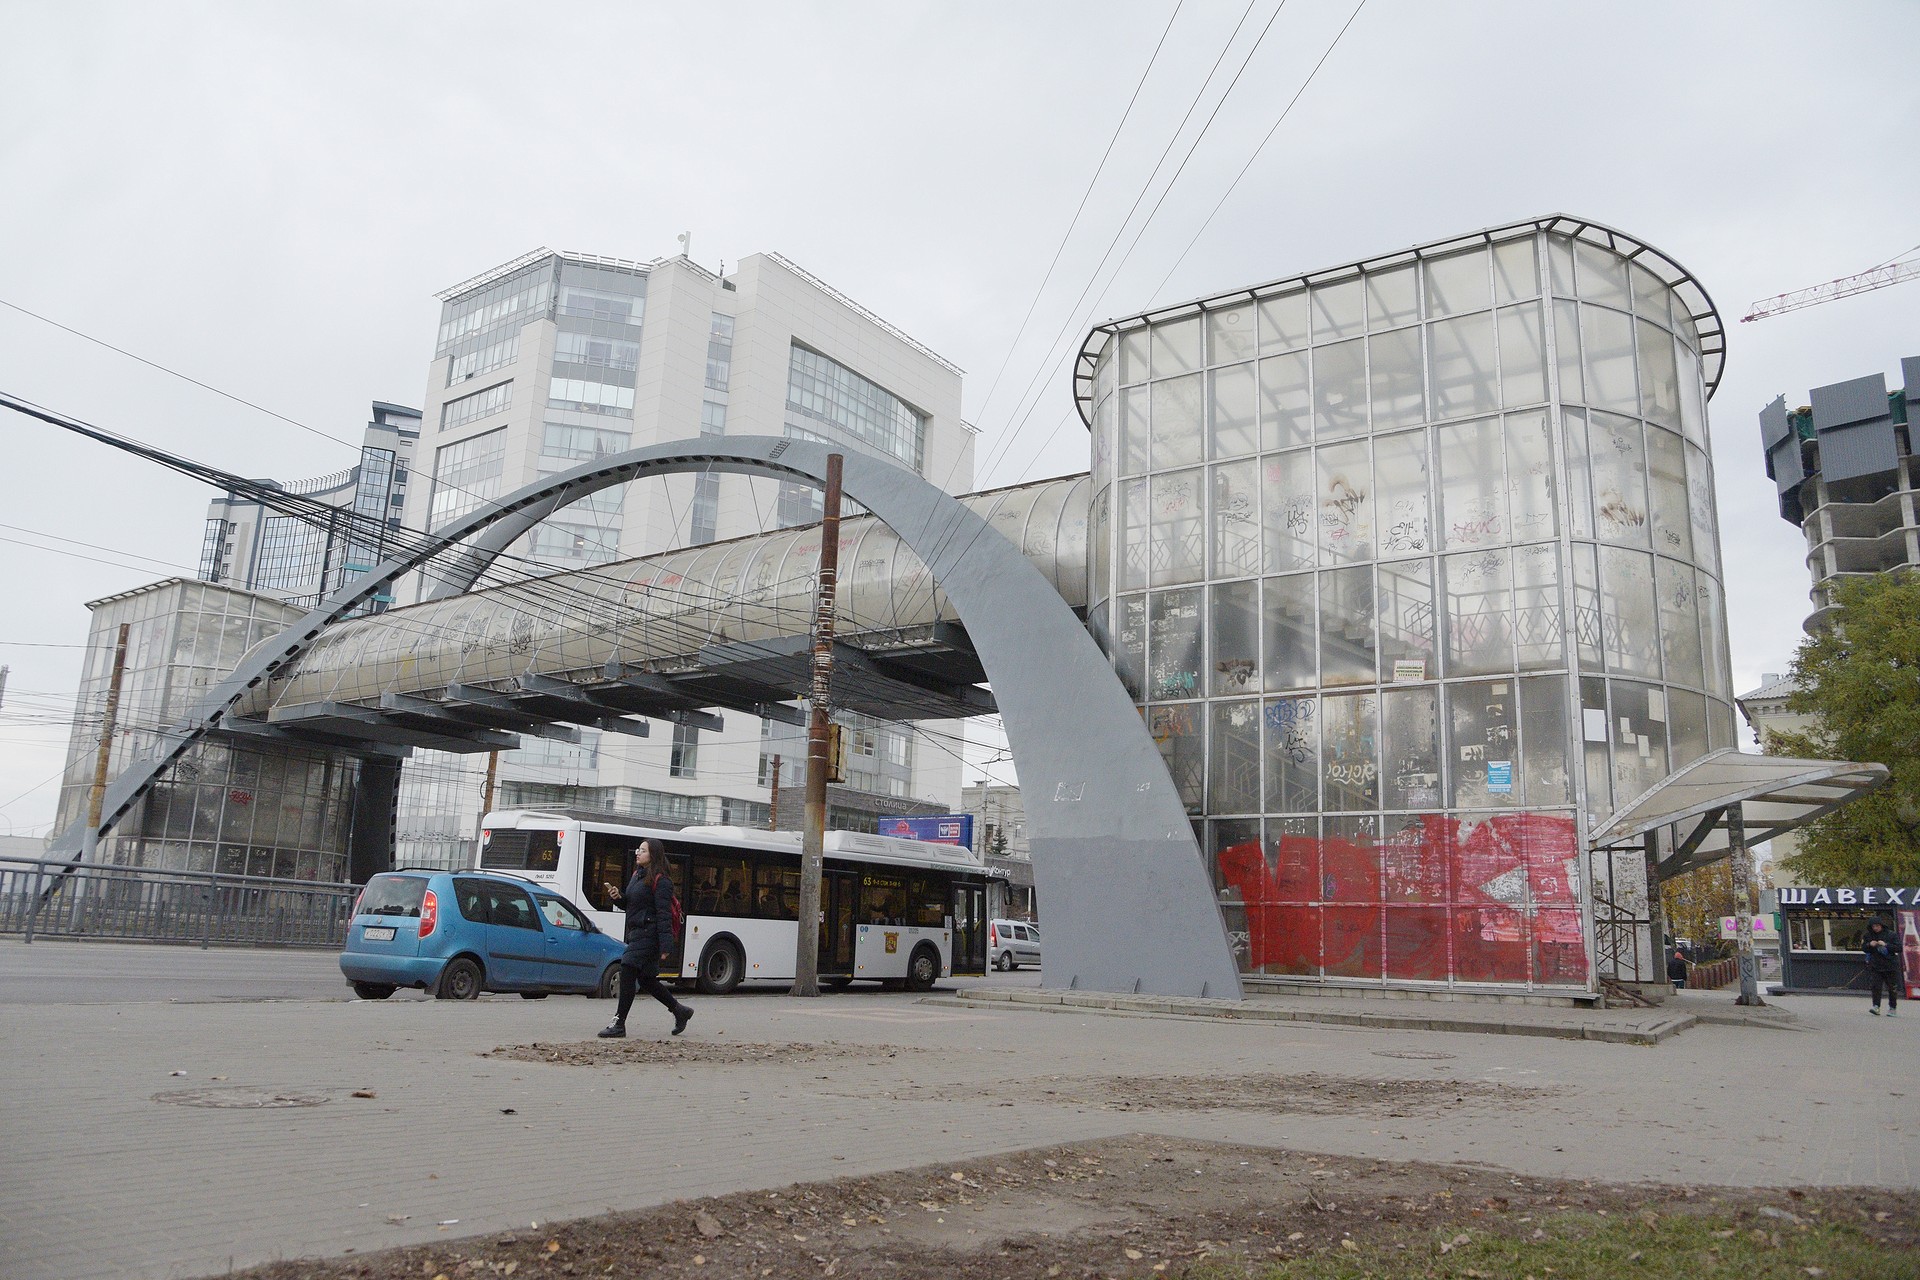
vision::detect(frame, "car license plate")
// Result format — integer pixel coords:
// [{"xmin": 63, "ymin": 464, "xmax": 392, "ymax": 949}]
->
[{"xmin": 363, "ymin": 926, "xmax": 396, "ymax": 941}]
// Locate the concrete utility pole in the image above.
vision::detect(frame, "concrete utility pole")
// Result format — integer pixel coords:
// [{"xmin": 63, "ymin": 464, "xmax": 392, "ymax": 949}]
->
[
  {"xmin": 81, "ymin": 624, "xmax": 132, "ymax": 862},
  {"xmin": 1727, "ymin": 803, "xmax": 1764, "ymax": 1006},
  {"xmin": 767, "ymin": 754, "xmax": 781, "ymax": 831},
  {"xmin": 791, "ymin": 453, "xmax": 844, "ymax": 998}
]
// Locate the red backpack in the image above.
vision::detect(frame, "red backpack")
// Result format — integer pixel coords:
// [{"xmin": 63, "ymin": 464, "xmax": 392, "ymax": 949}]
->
[{"xmin": 655, "ymin": 872, "xmax": 684, "ymax": 941}]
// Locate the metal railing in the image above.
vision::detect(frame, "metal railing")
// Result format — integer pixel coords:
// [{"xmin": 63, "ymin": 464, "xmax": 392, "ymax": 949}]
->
[{"xmin": 0, "ymin": 855, "xmax": 355, "ymax": 949}]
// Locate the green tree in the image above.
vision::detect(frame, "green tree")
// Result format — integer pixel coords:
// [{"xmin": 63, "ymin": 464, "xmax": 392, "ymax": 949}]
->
[
  {"xmin": 985, "ymin": 826, "xmax": 1009, "ymax": 860},
  {"xmin": 1767, "ymin": 570, "xmax": 1920, "ymax": 885}
]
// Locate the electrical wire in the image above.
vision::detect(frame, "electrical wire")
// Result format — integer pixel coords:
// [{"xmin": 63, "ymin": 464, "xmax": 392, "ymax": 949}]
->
[
  {"xmin": 961, "ymin": 0, "xmax": 1265, "ymax": 496},
  {"xmin": 0, "ymin": 295, "xmax": 363, "ymax": 452},
  {"xmin": 964, "ymin": 0, "xmax": 1187, "ymax": 430},
  {"xmin": 1141, "ymin": 0, "xmax": 1370, "ymax": 306}
]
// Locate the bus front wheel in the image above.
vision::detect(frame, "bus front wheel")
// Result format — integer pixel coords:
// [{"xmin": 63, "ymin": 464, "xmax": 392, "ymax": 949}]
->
[
  {"xmin": 696, "ymin": 939, "xmax": 745, "ymax": 995},
  {"xmin": 905, "ymin": 945, "xmax": 940, "ymax": 993}
]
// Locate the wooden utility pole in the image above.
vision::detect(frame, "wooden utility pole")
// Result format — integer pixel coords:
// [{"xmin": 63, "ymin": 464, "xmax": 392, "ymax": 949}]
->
[
  {"xmin": 476, "ymin": 749, "xmax": 500, "ymax": 861},
  {"xmin": 81, "ymin": 623, "xmax": 132, "ymax": 860},
  {"xmin": 791, "ymin": 454, "xmax": 844, "ymax": 998},
  {"xmin": 767, "ymin": 754, "xmax": 781, "ymax": 831}
]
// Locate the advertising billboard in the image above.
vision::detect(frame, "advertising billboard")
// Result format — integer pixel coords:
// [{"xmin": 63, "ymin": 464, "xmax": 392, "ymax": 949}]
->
[{"xmin": 879, "ymin": 814, "xmax": 975, "ymax": 850}]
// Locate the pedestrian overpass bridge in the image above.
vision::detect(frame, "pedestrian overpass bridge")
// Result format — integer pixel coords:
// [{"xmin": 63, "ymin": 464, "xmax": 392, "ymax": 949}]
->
[{"xmin": 228, "ymin": 472, "xmax": 1090, "ymax": 754}]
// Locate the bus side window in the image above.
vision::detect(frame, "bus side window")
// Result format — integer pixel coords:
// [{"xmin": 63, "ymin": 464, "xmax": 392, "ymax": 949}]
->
[
  {"xmin": 755, "ymin": 863, "xmax": 799, "ymax": 920},
  {"xmin": 689, "ymin": 858, "xmax": 724, "ymax": 915},
  {"xmin": 909, "ymin": 874, "xmax": 946, "ymax": 928}
]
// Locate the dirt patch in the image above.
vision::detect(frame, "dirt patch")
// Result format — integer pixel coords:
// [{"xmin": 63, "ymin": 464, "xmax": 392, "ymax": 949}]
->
[
  {"xmin": 485, "ymin": 1040, "xmax": 917, "ymax": 1067},
  {"xmin": 980, "ymin": 1071, "xmax": 1529, "ymax": 1117},
  {"xmin": 220, "ymin": 1134, "xmax": 1920, "ymax": 1280}
]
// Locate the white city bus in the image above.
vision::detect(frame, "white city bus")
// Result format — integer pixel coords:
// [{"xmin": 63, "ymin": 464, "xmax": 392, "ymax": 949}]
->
[{"xmin": 476, "ymin": 810, "xmax": 990, "ymax": 992}]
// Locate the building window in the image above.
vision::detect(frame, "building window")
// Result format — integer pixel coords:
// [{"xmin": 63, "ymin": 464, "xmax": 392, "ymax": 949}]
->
[
  {"xmin": 528, "ymin": 521, "xmax": 619, "ymax": 563},
  {"xmin": 690, "ymin": 471, "xmax": 720, "ymax": 545},
  {"xmin": 700, "ymin": 400, "xmax": 728, "ymax": 435},
  {"xmin": 252, "ymin": 513, "xmax": 334, "ymax": 601},
  {"xmin": 547, "ymin": 377, "xmax": 635, "ymax": 415},
  {"xmin": 558, "ymin": 286, "xmax": 641, "ymax": 325},
  {"xmin": 440, "ymin": 381, "xmax": 512, "ymax": 432},
  {"xmin": 429, "ymin": 428, "xmax": 509, "ymax": 527},
  {"xmin": 670, "ymin": 722, "xmax": 701, "ymax": 779},
  {"xmin": 447, "ymin": 333, "xmax": 519, "ymax": 386},
  {"xmin": 554, "ymin": 332, "xmax": 639, "ymax": 372},
  {"xmin": 540, "ymin": 422, "xmax": 631, "ymax": 461},
  {"xmin": 437, "ymin": 263, "xmax": 554, "ymax": 356},
  {"xmin": 197, "ymin": 518, "xmax": 230, "ymax": 582},
  {"xmin": 785, "ymin": 343, "xmax": 926, "ymax": 469},
  {"xmin": 720, "ymin": 797, "xmax": 771, "ymax": 828},
  {"xmin": 706, "ymin": 314, "xmax": 735, "ymax": 391}
]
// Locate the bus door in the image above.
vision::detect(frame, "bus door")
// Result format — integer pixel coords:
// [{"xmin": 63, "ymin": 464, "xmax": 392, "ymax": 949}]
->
[
  {"xmin": 819, "ymin": 868, "xmax": 858, "ymax": 974},
  {"xmin": 659, "ymin": 850, "xmax": 692, "ymax": 975},
  {"xmin": 951, "ymin": 881, "xmax": 986, "ymax": 975}
]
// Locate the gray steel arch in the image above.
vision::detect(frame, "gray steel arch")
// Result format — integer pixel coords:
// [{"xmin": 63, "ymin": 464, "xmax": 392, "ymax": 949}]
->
[{"xmin": 54, "ymin": 436, "xmax": 1242, "ymax": 999}]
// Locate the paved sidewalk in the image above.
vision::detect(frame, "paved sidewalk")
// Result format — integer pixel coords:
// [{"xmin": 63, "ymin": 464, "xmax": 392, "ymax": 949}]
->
[
  {"xmin": 1, "ymin": 973, "xmax": 1910, "ymax": 1279},
  {"xmin": 944, "ymin": 985, "xmax": 1715, "ymax": 1044}
]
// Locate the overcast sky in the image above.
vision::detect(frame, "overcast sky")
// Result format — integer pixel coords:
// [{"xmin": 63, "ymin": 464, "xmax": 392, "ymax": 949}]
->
[{"xmin": 2, "ymin": 1, "xmax": 1916, "ymax": 838}]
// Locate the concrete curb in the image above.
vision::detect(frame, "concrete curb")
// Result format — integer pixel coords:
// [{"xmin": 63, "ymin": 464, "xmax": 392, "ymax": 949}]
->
[{"xmin": 943, "ymin": 987, "xmax": 1698, "ymax": 1046}]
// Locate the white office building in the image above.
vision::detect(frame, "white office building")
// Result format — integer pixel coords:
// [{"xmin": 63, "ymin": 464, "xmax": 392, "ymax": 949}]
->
[{"xmin": 394, "ymin": 248, "xmax": 975, "ymax": 867}]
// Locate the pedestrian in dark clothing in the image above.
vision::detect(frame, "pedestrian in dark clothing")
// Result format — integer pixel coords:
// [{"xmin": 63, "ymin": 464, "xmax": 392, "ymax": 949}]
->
[
  {"xmin": 1863, "ymin": 917, "xmax": 1902, "ymax": 1016},
  {"xmin": 598, "ymin": 839, "xmax": 693, "ymax": 1038},
  {"xmin": 1666, "ymin": 948, "xmax": 1688, "ymax": 989}
]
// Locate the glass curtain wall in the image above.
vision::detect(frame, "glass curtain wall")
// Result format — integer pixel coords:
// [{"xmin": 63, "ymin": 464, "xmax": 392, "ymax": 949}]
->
[
  {"xmin": 535, "ymin": 261, "xmax": 648, "ymax": 567},
  {"xmin": 1085, "ymin": 227, "xmax": 1728, "ymax": 989},
  {"xmin": 53, "ymin": 582, "xmax": 359, "ymax": 881}
]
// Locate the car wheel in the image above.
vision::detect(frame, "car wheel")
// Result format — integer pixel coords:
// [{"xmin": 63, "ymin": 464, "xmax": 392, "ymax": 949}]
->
[
  {"xmin": 994, "ymin": 951, "xmax": 1011, "ymax": 972},
  {"xmin": 596, "ymin": 962, "xmax": 622, "ymax": 999},
  {"xmin": 436, "ymin": 956, "xmax": 483, "ymax": 1001},
  {"xmin": 351, "ymin": 981, "xmax": 396, "ymax": 1001},
  {"xmin": 696, "ymin": 940, "xmax": 744, "ymax": 995},
  {"xmin": 905, "ymin": 944, "xmax": 940, "ymax": 992},
  {"xmin": 519, "ymin": 992, "xmax": 549, "ymax": 1000}
]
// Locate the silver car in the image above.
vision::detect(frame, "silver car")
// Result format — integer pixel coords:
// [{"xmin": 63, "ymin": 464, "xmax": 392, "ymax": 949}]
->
[{"xmin": 989, "ymin": 919, "xmax": 1041, "ymax": 971}]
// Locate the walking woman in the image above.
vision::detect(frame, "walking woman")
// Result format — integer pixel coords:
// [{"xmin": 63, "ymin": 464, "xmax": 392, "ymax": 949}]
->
[{"xmin": 598, "ymin": 838, "xmax": 693, "ymax": 1038}]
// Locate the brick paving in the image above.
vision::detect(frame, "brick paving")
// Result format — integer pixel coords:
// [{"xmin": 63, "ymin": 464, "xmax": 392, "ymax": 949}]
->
[{"xmin": 0, "ymin": 952, "xmax": 1911, "ymax": 1280}]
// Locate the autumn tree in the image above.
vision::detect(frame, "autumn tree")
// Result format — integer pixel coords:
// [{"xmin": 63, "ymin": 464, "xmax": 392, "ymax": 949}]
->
[
  {"xmin": 1766, "ymin": 569, "xmax": 1920, "ymax": 885},
  {"xmin": 1660, "ymin": 862, "xmax": 1737, "ymax": 960}
]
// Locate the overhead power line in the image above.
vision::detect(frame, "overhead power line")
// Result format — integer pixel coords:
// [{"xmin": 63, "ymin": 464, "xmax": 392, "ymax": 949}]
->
[
  {"xmin": 966, "ymin": 1, "xmax": 1188, "ymax": 430},
  {"xmin": 0, "ymin": 296, "xmax": 361, "ymax": 452}
]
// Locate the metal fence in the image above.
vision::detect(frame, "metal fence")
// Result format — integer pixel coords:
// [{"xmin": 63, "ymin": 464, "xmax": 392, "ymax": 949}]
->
[{"xmin": 0, "ymin": 855, "xmax": 355, "ymax": 948}]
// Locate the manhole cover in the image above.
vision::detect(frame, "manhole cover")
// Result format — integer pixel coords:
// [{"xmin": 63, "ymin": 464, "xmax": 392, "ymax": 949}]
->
[
  {"xmin": 1370, "ymin": 1049, "xmax": 1455, "ymax": 1061},
  {"xmin": 154, "ymin": 1086, "xmax": 330, "ymax": 1109}
]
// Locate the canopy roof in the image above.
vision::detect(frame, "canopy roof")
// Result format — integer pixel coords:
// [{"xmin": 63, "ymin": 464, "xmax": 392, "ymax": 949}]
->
[{"xmin": 1588, "ymin": 748, "xmax": 1888, "ymax": 881}]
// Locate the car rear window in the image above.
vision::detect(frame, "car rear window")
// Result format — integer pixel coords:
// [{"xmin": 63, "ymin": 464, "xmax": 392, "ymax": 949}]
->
[{"xmin": 358, "ymin": 875, "xmax": 427, "ymax": 917}]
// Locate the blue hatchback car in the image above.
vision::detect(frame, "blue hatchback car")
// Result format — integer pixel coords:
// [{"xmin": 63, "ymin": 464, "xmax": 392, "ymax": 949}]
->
[{"xmin": 339, "ymin": 869, "xmax": 626, "ymax": 1000}]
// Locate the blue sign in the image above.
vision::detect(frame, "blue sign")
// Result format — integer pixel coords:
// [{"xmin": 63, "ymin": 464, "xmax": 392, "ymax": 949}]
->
[
  {"xmin": 1486, "ymin": 761, "xmax": 1513, "ymax": 793},
  {"xmin": 878, "ymin": 814, "xmax": 975, "ymax": 849}
]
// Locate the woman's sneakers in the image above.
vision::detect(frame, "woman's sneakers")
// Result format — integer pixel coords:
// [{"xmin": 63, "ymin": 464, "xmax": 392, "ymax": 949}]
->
[
  {"xmin": 598, "ymin": 1021, "xmax": 627, "ymax": 1038},
  {"xmin": 673, "ymin": 1006, "xmax": 694, "ymax": 1036}
]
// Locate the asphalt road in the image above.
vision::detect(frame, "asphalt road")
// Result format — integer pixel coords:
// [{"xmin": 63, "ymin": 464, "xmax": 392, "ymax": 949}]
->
[{"xmin": 0, "ymin": 937, "xmax": 1043, "ymax": 1004}]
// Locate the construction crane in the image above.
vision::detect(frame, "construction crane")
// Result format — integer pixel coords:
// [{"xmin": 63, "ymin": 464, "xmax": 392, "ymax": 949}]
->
[{"xmin": 1742, "ymin": 245, "xmax": 1920, "ymax": 322}]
